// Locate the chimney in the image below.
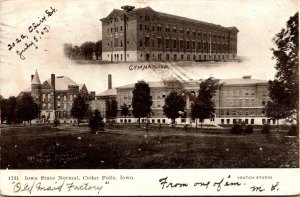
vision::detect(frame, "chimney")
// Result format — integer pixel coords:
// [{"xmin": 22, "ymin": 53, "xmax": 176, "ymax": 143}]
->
[
  {"xmin": 51, "ymin": 74, "xmax": 55, "ymax": 89},
  {"xmin": 31, "ymin": 75, "xmax": 34, "ymax": 81},
  {"xmin": 108, "ymin": 74, "xmax": 112, "ymax": 89}
]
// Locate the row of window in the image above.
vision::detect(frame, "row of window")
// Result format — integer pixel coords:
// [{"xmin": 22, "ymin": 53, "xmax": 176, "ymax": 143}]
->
[
  {"xmin": 138, "ymin": 37, "xmax": 231, "ymax": 50},
  {"xmin": 220, "ymin": 110, "xmax": 257, "ymax": 116},
  {"xmin": 119, "ymin": 118, "xmax": 167, "ymax": 124},
  {"xmin": 107, "ymin": 52, "xmax": 231, "ymax": 62},
  {"xmin": 40, "ymin": 94, "xmax": 76, "ymax": 102},
  {"xmin": 220, "ymin": 118, "xmax": 276, "ymax": 125},
  {"xmin": 222, "ymin": 89, "xmax": 257, "ymax": 97},
  {"xmin": 42, "ymin": 102, "xmax": 71, "ymax": 110},
  {"xmin": 137, "ymin": 24, "xmax": 232, "ymax": 42}
]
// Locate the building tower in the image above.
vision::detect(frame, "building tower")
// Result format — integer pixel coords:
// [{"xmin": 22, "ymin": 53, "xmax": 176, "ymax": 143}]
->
[{"xmin": 31, "ymin": 70, "xmax": 42, "ymax": 107}]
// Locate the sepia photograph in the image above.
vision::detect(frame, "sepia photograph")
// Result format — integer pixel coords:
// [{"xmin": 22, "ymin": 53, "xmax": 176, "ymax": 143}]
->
[{"xmin": 0, "ymin": 0, "xmax": 299, "ymax": 195}]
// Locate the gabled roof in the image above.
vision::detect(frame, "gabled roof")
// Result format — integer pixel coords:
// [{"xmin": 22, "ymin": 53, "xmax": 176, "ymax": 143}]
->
[
  {"xmin": 96, "ymin": 88, "xmax": 117, "ymax": 97},
  {"xmin": 45, "ymin": 76, "xmax": 77, "ymax": 91},
  {"xmin": 31, "ymin": 70, "xmax": 41, "ymax": 85}
]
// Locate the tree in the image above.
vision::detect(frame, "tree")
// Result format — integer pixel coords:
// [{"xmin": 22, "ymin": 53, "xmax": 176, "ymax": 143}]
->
[
  {"xmin": 163, "ymin": 91, "xmax": 186, "ymax": 125},
  {"xmin": 80, "ymin": 41, "xmax": 94, "ymax": 60},
  {"xmin": 120, "ymin": 104, "xmax": 129, "ymax": 121},
  {"xmin": 93, "ymin": 40, "xmax": 102, "ymax": 60},
  {"xmin": 0, "ymin": 95, "xmax": 6, "ymax": 123},
  {"xmin": 265, "ymin": 100, "xmax": 290, "ymax": 132},
  {"xmin": 132, "ymin": 81, "xmax": 153, "ymax": 127},
  {"xmin": 5, "ymin": 96, "xmax": 17, "ymax": 125},
  {"xmin": 71, "ymin": 95, "xmax": 87, "ymax": 126},
  {"xmin": 89, "ymin": 109, "xmax": 104, "ymax": 133},
  {"xmin": 72, "ymin": 45, "xmax": 81, "ymax": 59},
  {"xmin": 63, "ymin": 43, "xmax": 73, "ymax": 59},
  {"xmin": 14, "ymin": 94, "xmax": 39, "ymax": 125},
  {"xmin": 266, "ymin": 12, "xmax": 299, "ymax": 127},
  {"xmin": 191, "ymin": 77, "xmax": 218, "ymax": 130}
]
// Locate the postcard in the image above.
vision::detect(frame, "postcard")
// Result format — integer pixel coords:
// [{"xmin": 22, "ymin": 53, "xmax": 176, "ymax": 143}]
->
[{"xmin": 0, "ymin": 0, "xmax": 299, "ymax": 196}]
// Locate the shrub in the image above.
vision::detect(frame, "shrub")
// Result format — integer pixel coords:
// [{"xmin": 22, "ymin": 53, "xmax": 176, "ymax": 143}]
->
[
  {"xmin": 89, "ymin": 110, "xmax": 105, "ymax": 133},
  {"xmin": 288, "ymin": 124, "xmax": 298, "ymax": 136},
  {"xmin": 53, "ymin": 119, "xmax": 60, "ymax": 127},
  {"xmin": 230, "ymin": 124, "xmax": 243, "ymax": 134},
  {"xmin": 261, "ymin": 124, "xmax": 270, "ymax": 134},
  {"xmin": 244, "ymin": 125, "xmax": 254, "ymax": 134}
]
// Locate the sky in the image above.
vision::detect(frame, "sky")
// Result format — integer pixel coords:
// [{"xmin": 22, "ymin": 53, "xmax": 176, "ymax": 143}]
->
[{"xmin": 0, "ymin": 0, "xmax": 298, "ymax": 98}]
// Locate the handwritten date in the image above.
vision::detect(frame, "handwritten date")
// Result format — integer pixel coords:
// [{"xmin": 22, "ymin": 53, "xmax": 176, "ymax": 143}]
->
[{"xmin": 7, "ymin": 6, "xmax": 57, "ymax": 60}]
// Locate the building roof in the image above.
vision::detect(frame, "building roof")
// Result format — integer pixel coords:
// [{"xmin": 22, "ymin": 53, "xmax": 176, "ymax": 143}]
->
[
  {"xmin": 31, "ymin": 70, "xmax": 41, "ymax": 85},
  {"xmin": 101, "ymin": 6, "xmax": 238, "ymax": 31},
  {"xmin": 22, "ymin": 74, "xmax": 87, "ymax": 93},
  {"xmin": 219, "ymin": 78, "xmax": 268, "ymax": 85},
  {"xmin": 116, "ymin": 77, "xmax": 268, "ymax": 90},
  {"xmin": 96, "ymin": 88, "xmax": 117, "ymax": 97},
  {"xmin": 45, "ymin": 76, "xmax": 78, "ymax": 91}
]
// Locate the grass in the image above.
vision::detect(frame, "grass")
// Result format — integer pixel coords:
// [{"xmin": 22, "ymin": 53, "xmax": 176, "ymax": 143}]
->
[{"xmin": 0, "ymin": 125, "xmax": 298, "ymax": 169}]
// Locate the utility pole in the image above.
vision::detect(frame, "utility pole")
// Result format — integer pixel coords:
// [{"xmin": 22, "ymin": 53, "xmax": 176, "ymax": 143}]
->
[{"xmin": 121, "ymin": 5, "xmax": 135, "ymax": 62}]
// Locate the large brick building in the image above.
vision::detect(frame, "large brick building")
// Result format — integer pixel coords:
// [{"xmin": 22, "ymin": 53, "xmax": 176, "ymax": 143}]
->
[
  {"xmin": 100, "ymin": 6, "xmax": 238, "ymax": 62},
  {"xmin": 110, "ymin": 76, "xmax": 278, "ymax": 126},
  {"xmin": 20, "ymin": 70, "xmax": 95, "ymax": 124}
]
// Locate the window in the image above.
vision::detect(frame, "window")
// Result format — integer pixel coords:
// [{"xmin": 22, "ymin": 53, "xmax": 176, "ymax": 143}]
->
[
  {"xmin": 166, "ymin": 54, "xmax": 170, "ymax": 60},
  {"xmin": 165, "ymin": 39, "xmax": 170, "ymax": 48},
  {"xmin": 140, "ymin": 39, "xmax": 143, "ymax": 47},
  {"xmin": 157, "ymin": 25, "xmax": 162, "ymax": 31},
  {"xmin": 57, "ymin": 103, "xmax": 61, "ymax": 109},
  {"xmin": 221, "ymin": 119, "xmax": 224, "ymax": 124},
  {"xmin": 226, "ymin": 119, "xmax": 230, "ymax": 124},
  {"xmin": 180, "ymin": 40, "xmax": 184, "ymax": 49},
  {"xmin": 157, "ymin": 119, "xmax": 161, "ymax": 123},
  {"xmin": 220, "ymin": 110, "xmax": 225, "ymax": 116},
  {"xmin": 173, "ymin": 27, "xmax": 177, "ymax": 33},
  {"xmin": 57, "ymin": 95, "xmax": 60, "ymax": 100},
  {"xmin": 192, "ymin": 41, "xmax": 195, "ymax": 49},
  {"xmin": 162, "ymin": 119, "xmax": 165, "ymax": 123},
  {"xmin": 173, "ymin": 39, "xmax": 177, "ymax": 48},
  {"xmin": 251, "ymin": 119, "xmax": 254, "ymax": 124},
  {"xmin": 165, "ymin": 26, "xmax": 170, "ymax": 32},
  {"xmin": 157, "ymin": 38, "xmax": 162, "ymax": 48},
  {"xmin": 187, "ymin": 54, "xmax": 190, "ymax": 60},
  {"xmin": 64, "ymin": 95, "xmax": 66, "ymax": 101},
  {"xmin": 179, "ymin": 28, "xmax": 184, "ymax": 34},
  {"xmin": 145, "ymin": 36, "xmax": 149, "ymax": 47},
  {"xmin": 186, "ymin": 29, "xmax": 190, "ymax": 35},
  {"xmin": 120, "ymin": 26, "xmax": 123, "ymax": 31},
  {"xmin": 140, "ymin": 24, "xmax": 143, "ymax": 30},
  {"xmin": 186, "ymin": 41, "xmax": 190, "ymax": 49},
  {"xmin": 114, "ymin": 38, "xmax": 119, "ymax": 47}
]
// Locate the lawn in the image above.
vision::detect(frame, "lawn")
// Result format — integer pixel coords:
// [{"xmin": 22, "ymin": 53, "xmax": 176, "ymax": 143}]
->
[{"xmin": 0, "ymin": 125, "xmax": 298, "ymax": 169}]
